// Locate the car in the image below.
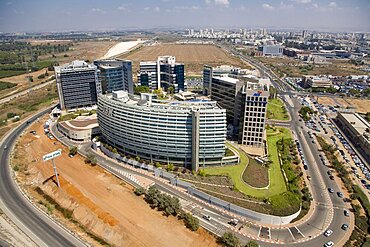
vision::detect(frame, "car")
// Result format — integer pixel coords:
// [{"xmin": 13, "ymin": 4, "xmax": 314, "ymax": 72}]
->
[
  {"xmin": 337, "ymin": 192, "xmax": 344, "ymax": 198},
  {"xmin": 327, "ymin": 170, "xmax": 332, "ymax": 175},
  {"xmin": 324, "ymin": 241, "xmax": 334, "ymax": 247},
  {"xmin": 307, "ymin": 175, "xmax": 312, "ymax": 181},
  {"xmin": 228, "ymin": 218, "xmax": 239, "ymax": 226},
  {"xmin": 304, "ymin": 165, "xmax": 308, "ymax": 170},
  {"xmin": 328, "ymin": 188, "xmax": 334, "ymax": 193},
  {"xmin": 344, "ymin": 210, "xmax": 349, "ymax": 217},
  {"xmin": 341, "ymin": 224, "xmax": 349, "ymax": 231},
  {"xmin": 3, "ymin": 145, "xmax": 7, "ymax": 150},
  {"xmin": 324, "ymin": 229, "xmax": 333, "ymax": 237},
  {"xmin": 329, "ymin": 175, "xmax": 334, "ymax": 180},
  {"xmin": 361, "ymin": 179, "xmax": 367, "ymax": 185},
  {"xmin": 68, "ymin": 154, "xmax": 74, "ymax": 158},
  {"xmin": 203, "ymin": 215, "xmax": 211, "ymax": 221}
]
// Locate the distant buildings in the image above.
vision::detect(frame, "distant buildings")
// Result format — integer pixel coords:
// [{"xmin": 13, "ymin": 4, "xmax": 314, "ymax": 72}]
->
[
  {"xmin": 94, "ymin": 59, "xmax": 133, "ymax": 94},
  {"xmin": 302, "ymin": 75, "xmax": 332, "ymax": 88},
  {"xmin": 55, "ymin": 60, "xmax": 101, "ymax": 110},
  {"xmin": 209, "ymin": 75, "xmax": 268, "ymax": 149},
  {"xmin": 139, "ymin": 56, "xmax": 185, "ymax": 93},
  {"xmin": 97, "ymin": 90, "xmax": 232, "ymax": 171},
  {"xmin": 262, "ymin": 44, "xmax": 283, "ymax": 57}
]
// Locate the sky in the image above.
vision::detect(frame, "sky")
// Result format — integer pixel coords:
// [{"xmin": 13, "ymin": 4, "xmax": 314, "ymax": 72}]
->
[{"xmin": 0, "ymin": 0, "xmax": 369, "ymax": 33}]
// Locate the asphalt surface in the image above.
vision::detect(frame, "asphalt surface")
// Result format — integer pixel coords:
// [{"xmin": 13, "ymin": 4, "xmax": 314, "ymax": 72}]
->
[{"xmin": 0, "ymin": 107, "xmax": 86, "ymax": 247}]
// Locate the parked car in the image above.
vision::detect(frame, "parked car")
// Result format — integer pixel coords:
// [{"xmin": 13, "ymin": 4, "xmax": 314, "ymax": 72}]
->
[
  {"xmin": 337, "ymin": 192, "xmax": 344, "ymax": 198},
  {"xmin": 328, "ymin": 188, "xmax": 334, "ymax": 193},
  {"xmin": 324, "ymin": 229, "xmax": 333, "ymax": 237},
  {"xmin": 344, "ymin": 210, "xmax": 349, "ymax": 217},
  {"xmin": 324, "ymin": 241, "xmax": 334, "ymax": 247},
  {"xmin": 341, "ymin": 224, "xmax": 349, "ymax": 231}
]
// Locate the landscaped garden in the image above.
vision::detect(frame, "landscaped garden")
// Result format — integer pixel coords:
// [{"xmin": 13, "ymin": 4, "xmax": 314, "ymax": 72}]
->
[
  {"xmin": 267, "ymin": 98, "xmax": 289, "ymax": 121},
  {"xmin": 195, "ymin": 127, "xmax": 310, "ymax": 216}
]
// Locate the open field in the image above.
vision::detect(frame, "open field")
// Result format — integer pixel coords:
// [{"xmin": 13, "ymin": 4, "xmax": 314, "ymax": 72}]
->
[
  {"xmin": 0, "ymin": 83, "xmax": 58, "ymax": 140},
  {"xmin": 119, "ymin": 44, "xmax": 252, "ymax": 76},
  {"xmin": 267, "ymin": 98, "xmax": 289, "ymax": 121},
  {"xmin": 12, "ymin": 117, "xmax": 219, "ymax": 247},
  {"xmin": 0, "ymin": 41, "xmax": 115, "ymax": 99},
  {"xmin": 257, "ymin": 56, "xmax": 367, "ymax": 77},
  {"xmin": 318, "ymin": 96, "xmax": 370, "ymax": 114}
]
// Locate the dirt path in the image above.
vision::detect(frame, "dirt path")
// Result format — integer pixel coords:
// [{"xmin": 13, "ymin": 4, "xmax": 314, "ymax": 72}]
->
[{"xmin": 14, "ymin": 116, "xmax": 219, "ymax": 247}]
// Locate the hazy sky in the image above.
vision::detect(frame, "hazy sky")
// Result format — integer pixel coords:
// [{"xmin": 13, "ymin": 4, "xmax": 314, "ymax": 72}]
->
[{"xmin": 0, "ymin": 0, "xmax": 369, "ymax": 33}]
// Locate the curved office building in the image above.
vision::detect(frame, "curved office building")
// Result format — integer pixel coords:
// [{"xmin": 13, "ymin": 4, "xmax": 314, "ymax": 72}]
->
[{"xmin": 97, "ymin": 91, "xmax": 227, "ymax": 170}]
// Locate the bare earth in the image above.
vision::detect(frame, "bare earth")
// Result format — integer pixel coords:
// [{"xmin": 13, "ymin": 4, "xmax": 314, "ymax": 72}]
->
[
  {"xmin": 317, "ymin": 97, "xmax": 337, "ymax": 106},
  {"xmin": 13, "ymin": 116, "xmax": 219, "ymax": 247},
  {"xmin": 120, "ymin": 43, "xmax": 252, "ymax": 76}
]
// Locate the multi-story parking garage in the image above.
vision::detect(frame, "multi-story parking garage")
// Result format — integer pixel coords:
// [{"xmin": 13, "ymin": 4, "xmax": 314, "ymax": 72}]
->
[{"xmin": 97, "ymin": 91, "xmax": 231, "ymax": 170}]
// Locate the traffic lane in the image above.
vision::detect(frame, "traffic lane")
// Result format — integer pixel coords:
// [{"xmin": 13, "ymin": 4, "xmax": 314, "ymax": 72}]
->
[{"xmin": 0, "ymin": 109, "xmax": 85, "ymax": 247}]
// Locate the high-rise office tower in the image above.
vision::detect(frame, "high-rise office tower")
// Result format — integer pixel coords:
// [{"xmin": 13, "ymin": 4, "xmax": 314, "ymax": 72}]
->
[
  {"xmin": 55, "ymin": 60, "xmax": 101, "ymax": 110},
  {"xmin": 139, "ymin": 56, "xmax": 185, "ymax": 92},
  {"xmin": 210, "ymin": 75, "xmax": 268, "ymax": 149},
  {"xmin": 94, "ymin": 59, "xmax": 133, "ymax": 94}
]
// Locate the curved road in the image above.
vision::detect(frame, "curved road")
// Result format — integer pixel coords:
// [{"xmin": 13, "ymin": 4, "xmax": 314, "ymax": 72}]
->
[{"xmin": 0, "ymin": 107, "xmax": 86, "ymax": 247}]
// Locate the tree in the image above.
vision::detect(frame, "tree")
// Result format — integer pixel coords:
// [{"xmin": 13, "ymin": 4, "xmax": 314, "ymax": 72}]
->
[
  {"xmin": 220, "ymin": 232, "xmax": 240, "ymax": 247},
  {"xmin": 245, "ymin": 240, "xmax": 259, "ymax": 247},
  {"xmin": 179, "ymin": 211, "xmax": 199, "ymax": 231},
  {"xmin": 134, "ymin": 86, "xmax": 150, "ymax": 95},
  {"xmin": 69, "ymin": 146, "xmax": 77, "ymax": 156},
  {"xmin": 85, "ymin": 154, "xmax": 97, "ymax": 166},
  {"xmin": 155, "ymin": 162, "xmax": 162, "ymax": 168}
]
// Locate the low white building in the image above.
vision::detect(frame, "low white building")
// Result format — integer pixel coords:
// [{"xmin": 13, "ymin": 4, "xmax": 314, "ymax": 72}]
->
[{"xmin": 57, "ymin": 115, "xmax": 100, "ymax": 142}]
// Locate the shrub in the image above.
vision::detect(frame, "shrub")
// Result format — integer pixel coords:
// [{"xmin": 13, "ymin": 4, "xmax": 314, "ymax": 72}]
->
[
  {"xmin": 69, "ymin": 146, "xmax": 77, "ymax": 156},
  {"xmin": 134, "ymin": 187, "xmax": 145, "ymax": 196},
  {"xmin": 245, "ymin": 240, "xmax": 259, "ymax": 247}
]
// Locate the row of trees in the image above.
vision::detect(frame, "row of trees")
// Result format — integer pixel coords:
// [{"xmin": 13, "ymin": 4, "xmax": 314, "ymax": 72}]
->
[{"xmin": 220, "ymin": 231, "xmax": 259, "ymax": 247}]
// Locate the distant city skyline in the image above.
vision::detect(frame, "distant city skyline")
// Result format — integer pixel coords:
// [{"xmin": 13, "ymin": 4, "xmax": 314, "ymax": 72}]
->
[{"xmin": 0, "ymin": 0, "xmax": 369, "ymax": 33}]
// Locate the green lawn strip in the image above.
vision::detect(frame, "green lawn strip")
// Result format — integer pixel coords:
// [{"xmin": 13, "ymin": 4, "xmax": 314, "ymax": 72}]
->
[
  {"xmin": 203, "ymin": 135, "xmax": 288, "ymax": 198},
  {"xmin": 267, "ymin": 98, "xmax": 289, "ymax": 121},
  {"xmin": 265, "ymin": 128, "xmax": 289, "ymax": 195}
]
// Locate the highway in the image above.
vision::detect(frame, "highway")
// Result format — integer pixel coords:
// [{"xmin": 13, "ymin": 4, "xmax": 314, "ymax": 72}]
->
[{"xmin": 0, "ymin": 106, "xmax": 86, "ymax": 247}]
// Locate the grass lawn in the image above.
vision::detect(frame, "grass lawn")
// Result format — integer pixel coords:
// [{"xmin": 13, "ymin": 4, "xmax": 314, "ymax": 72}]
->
[
  {"xmin": 267, "ymin": 98, "xmax": 289, "ymax": 121},
  {"xmin": 202, "ymin": 134, "xmax": 288, "ymax": 198}
]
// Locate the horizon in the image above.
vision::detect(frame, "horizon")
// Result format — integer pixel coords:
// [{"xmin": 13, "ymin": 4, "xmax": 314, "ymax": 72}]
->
[{"xmin": 0, "ymin": 0, "xmax": 369, "ymax": 33}]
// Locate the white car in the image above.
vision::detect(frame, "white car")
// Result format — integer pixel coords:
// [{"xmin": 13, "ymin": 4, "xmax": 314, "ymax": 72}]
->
[
  {"xmin": 324, "ymin": 229, "xmax": 333, "ymax": 237},
  {"xmin": 324, "ymin": 241, "xmax": 334, "ymax": 247}
]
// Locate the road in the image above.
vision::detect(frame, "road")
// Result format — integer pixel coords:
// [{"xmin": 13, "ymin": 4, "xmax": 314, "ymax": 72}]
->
[
  {"xmin": 0, "ymin": 106, "xmax": 86, "ymax": 247},
  {"xmin": 0, "ymin": 80, "xmax": 55, "ymax": 105},
  {"xmin": 223, "ymin": 46, "xmax": 353, "ymax": 246}
]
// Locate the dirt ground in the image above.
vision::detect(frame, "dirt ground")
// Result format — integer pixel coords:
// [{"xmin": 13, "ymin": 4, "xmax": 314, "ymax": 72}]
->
[
  {"xmin": 120, "ymin": 44, "xmax": 252, "ymax": 76},
  {"xmin": 317, "ymin": 97, "xmax": 337, "ymax": 106},
  {"xmin": 344, "ymin": 98, "xmax": 370, "ymax": 114},
  {"xmin": 257, "ymin": 56, "xmax": 367, "ymax": 77},
  {"xmin": 12, "ymin": 116, "xmax": 219, "ymax": 247}
]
